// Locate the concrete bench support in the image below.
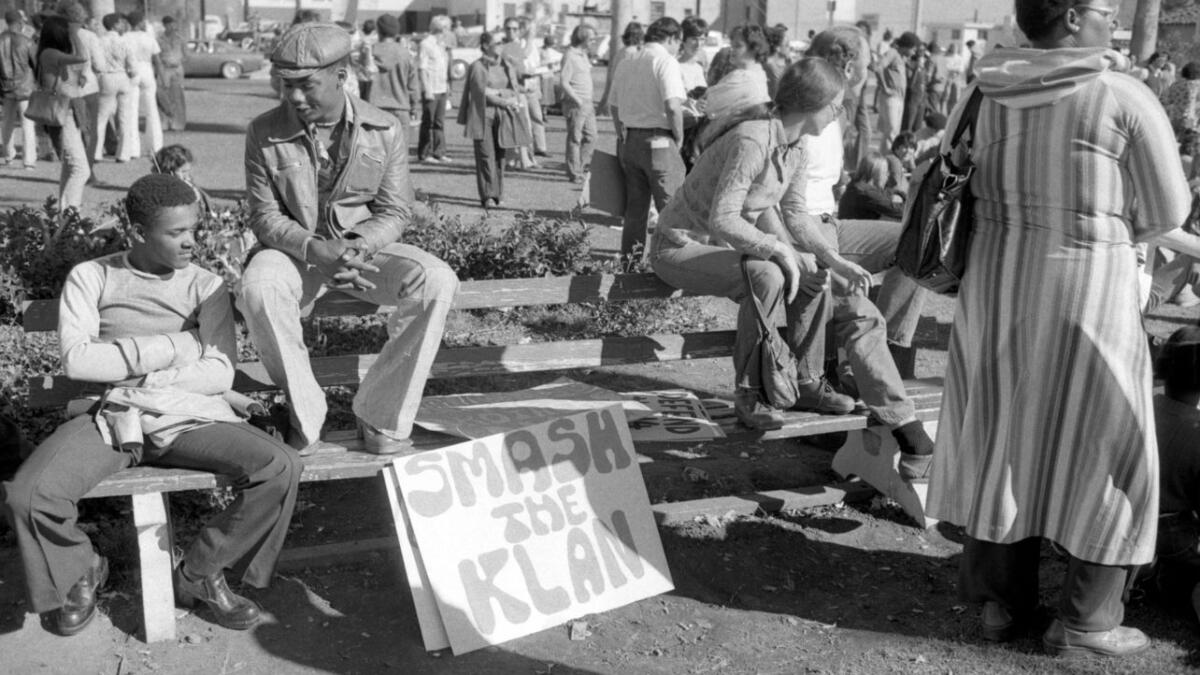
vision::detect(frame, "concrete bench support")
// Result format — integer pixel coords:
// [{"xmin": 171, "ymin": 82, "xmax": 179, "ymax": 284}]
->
[
  {"xmin": 131, "ymin": 492, "xmax": 177, "ymax": 643},
  {"xmin": 831, "ymin": 422, "xmax": 940, "ymax": 529}
]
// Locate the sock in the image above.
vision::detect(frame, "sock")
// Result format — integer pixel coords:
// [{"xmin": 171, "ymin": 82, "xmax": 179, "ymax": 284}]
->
[{"xmin": 892, "ymin": 420, "xmax": 934, "ymax": 456}]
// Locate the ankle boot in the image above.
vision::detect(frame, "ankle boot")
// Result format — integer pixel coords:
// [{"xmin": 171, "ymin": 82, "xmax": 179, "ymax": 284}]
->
[
  {"xmin": 174, "ymin": 566, "xmax": 262, "ymax": 631},
  {"xmin": 53, "ymin": 554, "xmax": 109, "ymax": 636},
  {"xmin": 734, "ymin": 389, "xmax": 785, "ymax": 430}
]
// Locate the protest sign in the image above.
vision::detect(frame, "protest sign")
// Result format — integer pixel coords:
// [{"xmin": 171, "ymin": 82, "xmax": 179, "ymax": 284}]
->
[
  {"xmin": 415, "ymin": 378, "xmax": 652, "ymax": 439},
  {"xmin": 622, "ymin": 390, "xmax": 725, "ymax": 442},
  {"xmin": 394, "ymin": 405, "xmax": 674, "ymax": 654}
]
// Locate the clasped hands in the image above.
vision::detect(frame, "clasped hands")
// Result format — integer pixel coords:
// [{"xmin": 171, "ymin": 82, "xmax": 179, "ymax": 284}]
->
[
  {"xmin": 309, "ymin": 239, "xmax": 379, "ymax": 291},
  {"xmin": 771, "ymin": 242, "xmax": 873, "ymax": 303}
]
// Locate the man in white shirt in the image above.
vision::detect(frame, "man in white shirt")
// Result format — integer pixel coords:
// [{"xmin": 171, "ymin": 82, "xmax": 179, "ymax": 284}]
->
[
  {"xmin": 122, "ymin": 10, "xmax": 162, "ymax": 158},
  {"xmin": 559, "ymin": 24, "xmax": 595, "ymax": 183},
  {"xmin": 417, "ymin": 15, "xmax": 451, "ymax": 162},
  {"xmin": 93, "ymin": 13, "xmax": 135, "ymax": 162},
  {"xmin": 609, "ymin": 17, "xmax": 686, "ymax": 260}
]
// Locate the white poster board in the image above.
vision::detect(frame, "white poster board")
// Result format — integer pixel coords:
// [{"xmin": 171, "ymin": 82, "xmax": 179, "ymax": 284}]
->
[
  {"xmin": 394, "ymin": 405, "xmax": 674, "ymax": 654},
  {"xmin": 622, "ymin": 390, "xmax": 725, "ymax": 442},
  {"xmin": 414, "ymin": 378, "xmax": 652, "ymax": 439}
]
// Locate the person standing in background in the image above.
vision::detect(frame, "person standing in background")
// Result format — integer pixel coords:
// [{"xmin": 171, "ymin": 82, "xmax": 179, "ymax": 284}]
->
[
  {"xmin": 875, "ymin": 31, "xmax": 918, "ymax": 152},
  {"xmin": 677, "ymin": 17, "xmax": 708, "ymax": 94},
  {"xmin": 763, "ymin": 25, "xmax": 790, "ymax": 97},
  {"xmin": 36, "ymin": 16, "xmax": 90, "ymax": 210},
  {"xmin": 370, "ymin": 14, "xmax": 420, "ymax": 141},
  {"xmin": 609, "ymin": 17, "xmax": 686, "ymax": 260},
  {"xmin": 417, "ymin": 15, "xmax": 451, "ymax": 163},
  {"xmin": 124, "ymin": 11, "xmax": 161, "ymax": 159},
  {"xmin": 559, "ymin": 24, "xmax": 595, "ymax": 184},
  {"xmin": 59, "ymin": 2, "xmax": 99, "ymax": 173},
  {"xmin": 458, "ymin": 30, "xmax": 527, "ymax": 207},
  {"xmin": 156, "ymin": 16, "xmax": 185, "ymax": 131},
  {"xmin": 599, "ymin": 21, "xmax": 643, "ymax": 114},
  {"xmin": 92, "ymin": 12, "xmax": 134, "ymax": 162},
  {"xmin": 355, "ymin": 19, "xmax": 377, "ymax": 101},
  {"xmin": 0, "ymin": 9, "xmax": 37, "ymax": 169}
]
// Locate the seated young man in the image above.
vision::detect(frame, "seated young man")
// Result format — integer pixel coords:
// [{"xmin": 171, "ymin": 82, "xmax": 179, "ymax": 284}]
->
[
  {"xmin": 239, "ymin": 23, "xmax": 458, "ymax": 456},
  {"xmin": 1, "ymin": 174, "xmax": 301, "ymax": 637},
  {"xmin": 1153, "ymin": 325, "xmax": 1200, "ymax": 623}
]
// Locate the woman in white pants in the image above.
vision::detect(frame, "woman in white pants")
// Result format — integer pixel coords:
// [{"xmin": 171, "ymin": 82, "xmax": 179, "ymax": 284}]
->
[{"xmin": 123, "ymin": 12, "xmax": 161, "ymax": 158}]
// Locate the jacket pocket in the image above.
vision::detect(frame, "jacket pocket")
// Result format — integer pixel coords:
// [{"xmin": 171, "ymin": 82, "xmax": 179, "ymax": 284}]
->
[{"xmin": 344, "ymin": 151, "xmax": 385, "ymax": 194}]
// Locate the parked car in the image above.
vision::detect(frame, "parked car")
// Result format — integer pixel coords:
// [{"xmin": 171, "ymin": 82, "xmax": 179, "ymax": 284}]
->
[
  {"xmin": 184, "ymin": 40, "xmax": 266, "ymax": 79},
  {"xmin": 702, "ymin": 31, "xmax": 728, "ymax": 63}
]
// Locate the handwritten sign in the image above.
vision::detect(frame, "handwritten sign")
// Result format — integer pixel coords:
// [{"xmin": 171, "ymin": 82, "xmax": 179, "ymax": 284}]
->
[
  {"xmin": 622, "ymin": 390, "xmax": 725, "ymax": 442},
  {"xmin": 414, "ymin": 378, "xmax": 652, "ymax": 439},
  {"xmin": 394, "ymin": 405, "xmax": 674, "ymax": 654}
]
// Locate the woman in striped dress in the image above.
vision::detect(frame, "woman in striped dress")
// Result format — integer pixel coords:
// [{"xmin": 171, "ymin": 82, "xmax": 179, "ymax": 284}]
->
[{"xmin": 926, "ymin": 0, "xmax": 1193, "ymax": 658}]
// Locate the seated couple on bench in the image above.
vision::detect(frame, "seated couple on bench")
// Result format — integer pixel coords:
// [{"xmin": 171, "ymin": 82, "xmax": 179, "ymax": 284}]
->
[{"xmin": 2, "ymin": 23, "xmax": 460, "ymax": 638}]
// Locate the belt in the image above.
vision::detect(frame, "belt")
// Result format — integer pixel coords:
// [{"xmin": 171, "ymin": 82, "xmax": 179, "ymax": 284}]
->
[{"xmin": 627, "ymin": 127, "xmax": 671, "ymax": 134}]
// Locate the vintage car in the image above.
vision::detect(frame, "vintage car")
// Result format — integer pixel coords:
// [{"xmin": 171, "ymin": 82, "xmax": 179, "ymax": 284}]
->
[{"xmin": 184, "ymin": 40, "xmax": 266, "ymax": 79}]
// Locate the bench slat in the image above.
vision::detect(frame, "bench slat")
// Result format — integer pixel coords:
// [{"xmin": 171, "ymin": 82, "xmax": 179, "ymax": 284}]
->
[
  {"xmin": 21, "ymin": 273, "xmax": 691, "ymax": 332},
  {"xmin": 81, "ymin": 380, "xmax": 944, "ymax": 499},
  {"xmin": 30, "ymin": 330, "xmax": 741, "ymax": 407}
]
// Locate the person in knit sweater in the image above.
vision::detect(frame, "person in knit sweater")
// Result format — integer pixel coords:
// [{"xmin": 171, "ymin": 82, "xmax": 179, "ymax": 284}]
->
[{"xmin": 1, "ymin": 175, "xmax": 300, "ymax": 637}]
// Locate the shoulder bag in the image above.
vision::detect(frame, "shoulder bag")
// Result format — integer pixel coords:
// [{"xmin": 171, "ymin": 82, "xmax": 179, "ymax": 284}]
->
[
  {"xmin": 895, "ymin": 88, "xmax": 985, "ymax": 295},
  {"xmin": 741, "ymin": 258, "xmax": 800, "ymax": 410},
  {"xmin": 24, "ymin": 59, "xmax": 71, "ymax": 127}
]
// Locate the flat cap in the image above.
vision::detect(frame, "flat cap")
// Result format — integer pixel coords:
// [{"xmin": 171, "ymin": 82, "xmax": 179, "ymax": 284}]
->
[{"xmin": 272, "ymin": 22, "xmax": 352, "ymax": 79}]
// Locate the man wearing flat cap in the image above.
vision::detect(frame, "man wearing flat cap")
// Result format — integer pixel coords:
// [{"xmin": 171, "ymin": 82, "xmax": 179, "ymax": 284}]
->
[{"xmin": 239, "ymin": 22, "xmax": 458, "ymax": 456}]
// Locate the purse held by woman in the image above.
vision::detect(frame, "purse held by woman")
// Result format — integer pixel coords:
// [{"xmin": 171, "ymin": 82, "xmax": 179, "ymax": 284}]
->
[
  {"xmin": 24, "ymin": 62, "xmax": 70, "ymax": 127},
  {"xmin": 895, "ymin": 88, "xmax": 984, "ymax": 295},
  {"xmin": 741, "ymin": 258, "xmax": 800, "ymax": 410}
]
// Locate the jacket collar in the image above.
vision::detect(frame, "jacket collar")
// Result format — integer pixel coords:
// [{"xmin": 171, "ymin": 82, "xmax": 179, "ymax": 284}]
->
[{"xmin": 266, "ymin": 93, "xmax": 396, "ymax": 143}]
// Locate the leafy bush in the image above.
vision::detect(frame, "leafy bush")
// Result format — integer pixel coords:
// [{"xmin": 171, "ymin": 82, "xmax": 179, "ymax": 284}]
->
[
  {"xmin": 0, "ymin": 199, "xmax": 255, "ymax": 316},
  {"xmin": 401, "ymin": 203, "xmax": 604, "ymax": 280}
]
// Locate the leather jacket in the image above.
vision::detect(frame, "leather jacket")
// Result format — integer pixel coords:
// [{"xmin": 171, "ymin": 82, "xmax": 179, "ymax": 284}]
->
[{"xmin": 244, "ymin": 95, "xmax": 413, "ymax": 262}]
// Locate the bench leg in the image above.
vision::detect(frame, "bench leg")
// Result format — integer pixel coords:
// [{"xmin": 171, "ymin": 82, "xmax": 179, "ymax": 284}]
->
[
  {"xmin": 131, "ymin": 492, "xmax": 177, "ymax": 643},
  {"xmin": 381, "ymin": 464, "xmax": 450, "ymax": 651},
  {"xmin": 831, "ymin": 423, "xmax": 940, "ymax": 529}
]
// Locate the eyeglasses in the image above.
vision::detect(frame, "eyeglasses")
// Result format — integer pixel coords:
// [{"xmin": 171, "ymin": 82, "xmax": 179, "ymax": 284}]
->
[{"xmin": 1074, "ymin": 4, "xmax": 1120, "ymax": 29}]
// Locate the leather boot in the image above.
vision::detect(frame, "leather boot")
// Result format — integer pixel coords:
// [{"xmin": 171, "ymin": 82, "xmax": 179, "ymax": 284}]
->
[
  {"xmin": 174, "ymin": 566, "xmax": 262, "ymax": 631},
  {"xmin": 52, "ymin": 554, "xmax": 109, "ymax": 636},
  {"xmin": 791, "ymin": 379, "xmax": 856, "ymax": 415},
  {"xmin": 357, "ymin": 419, "xmax": 415, "ymax": 455},
  {"xmin": 734, "ymin": 389, "xmax": 785, "ymax": 431}
]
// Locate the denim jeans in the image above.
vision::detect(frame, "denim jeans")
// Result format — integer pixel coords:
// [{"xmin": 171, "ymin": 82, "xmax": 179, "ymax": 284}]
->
[
  {"xmin": 878, "ymin": 95, "xmax": 905, "ymax": 153},
  {"xmin": 46, "ymin": 110, "xmax": 90, "ymax": 210},
  {"xmin": 1145, "ymin": 247, "xmax": 1199, "ymax": 313},
  {"xmin": 237, "ymin": 244, "xmax": 458, "ymax": 445},
  {"xmin": 620, "ymin": 128, "xmax": 685, "ymax": 258},
  {"xmin": 418, "ymin": 93, "xmax": 447, "ymax": 160},
  {"xmin": 129, "ymin": 65, "xmax": 162, "ymax": 158},
  {"xmin": 563, "ymin": 101, "xmax": 596, "ymax": 180},
  {"xmin": 827, "ymin": 218, "xmax": 928, "ymax": 348},
  {"xmin": 828, "ymin": 293, "xmax": 916, "ymax": 426},
  {"xmin": 650, "ymin": 238, "xmax": 828, "ymax": 393},
  {"xmin": 2, "ymin": 416, "xmax": 300, "ymax": 613},
  {"xmin": 472, "ymin": 110, "xmax": 506, "ymax": 204}
]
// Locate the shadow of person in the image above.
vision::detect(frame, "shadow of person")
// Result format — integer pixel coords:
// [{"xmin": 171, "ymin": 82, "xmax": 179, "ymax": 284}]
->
[{"xmin": 251, "ymin": 560, "xmax": 607, "ymax": 673}]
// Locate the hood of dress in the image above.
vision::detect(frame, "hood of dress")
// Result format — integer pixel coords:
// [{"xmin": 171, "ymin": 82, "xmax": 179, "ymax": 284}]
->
[{"xmin": 975, "ymin": 47, "xmax": 1131, "ymax": 109}]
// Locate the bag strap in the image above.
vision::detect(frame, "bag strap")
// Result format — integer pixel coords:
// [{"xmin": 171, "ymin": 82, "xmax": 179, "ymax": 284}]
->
[
  {"xmin": 950, "ymin": 87, "xmax": 985, "ymax": 148},
  {"xmin": 739, "ymin": 256, "xmax": 776, "ymax": 337}
]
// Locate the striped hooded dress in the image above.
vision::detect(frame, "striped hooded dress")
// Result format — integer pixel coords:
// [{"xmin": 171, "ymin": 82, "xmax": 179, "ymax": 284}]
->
[{"xmin": 925, "ymin": 48, "xmax": 1192, "ymax": 566}]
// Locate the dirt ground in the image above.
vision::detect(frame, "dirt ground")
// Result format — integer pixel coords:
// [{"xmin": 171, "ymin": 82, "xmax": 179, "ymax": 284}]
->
[{"xmin": 4, "ymin": 74, "xmax": 1200, "ymax": 674}]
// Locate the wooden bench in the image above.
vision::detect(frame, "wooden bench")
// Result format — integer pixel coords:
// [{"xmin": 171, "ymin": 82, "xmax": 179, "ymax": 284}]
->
[{"xmin": 20, "ymin": 272, "xmax": 943, "ymax": 642}]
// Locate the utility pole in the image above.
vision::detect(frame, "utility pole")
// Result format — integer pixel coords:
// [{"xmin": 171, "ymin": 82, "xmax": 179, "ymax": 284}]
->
[
  {"xmin": 598, "ymin": 0, "xmax": 633, "ymax": 113},
  {"xmin": 1130, "ymin": 0, "xmax": 1161, "ymax": 64},
  {"xmin": 912, "ymin": 0, "xmax": 924, "ymax": 35}
]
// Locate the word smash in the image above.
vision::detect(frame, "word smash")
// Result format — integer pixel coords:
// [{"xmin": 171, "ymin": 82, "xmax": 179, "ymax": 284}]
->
[{"xmin": 402, "ymin": 408, "xmax": 649, "ymax": 634}]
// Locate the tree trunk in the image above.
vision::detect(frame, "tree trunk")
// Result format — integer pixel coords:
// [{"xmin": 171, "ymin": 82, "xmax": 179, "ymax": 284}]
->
[
  {"xmin": 1130, "ymin": 0, "xmax": 1161, "ymax": 64},
  {"xmin": 598, "ymin": 0, "xmax": 634, "ymax": 113}
]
